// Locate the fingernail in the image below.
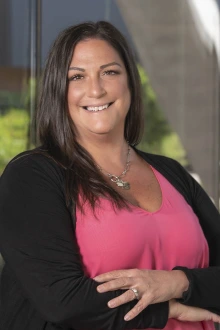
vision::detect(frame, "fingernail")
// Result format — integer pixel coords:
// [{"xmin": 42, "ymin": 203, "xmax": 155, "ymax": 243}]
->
[
  {"xmin": 97, "ymin": 286, "xmax": 103, "ymax": 292},
  {"xmin": 93, "ymin": 276, "xmax": 98, "ymax": 280},
  {"xmin": 108, "ymin": 301, "xmax": 115, "ymax": 308},
  {"xmin": 124, "ymin": 315, "xmax": 130, "ymax": 321}
]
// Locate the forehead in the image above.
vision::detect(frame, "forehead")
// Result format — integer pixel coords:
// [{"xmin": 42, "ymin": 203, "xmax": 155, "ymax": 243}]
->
[{"xmin": 70, "ymin": 39, "xmax": 124, "ymax": 66}]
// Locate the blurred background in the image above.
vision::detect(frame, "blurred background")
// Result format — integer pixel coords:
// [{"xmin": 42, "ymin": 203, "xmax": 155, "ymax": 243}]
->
[{"xmin": 0, "ymin": 0, "xmax": 220, "ymax": 321}]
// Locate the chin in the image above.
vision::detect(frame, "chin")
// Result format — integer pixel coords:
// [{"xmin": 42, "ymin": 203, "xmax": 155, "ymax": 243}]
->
[
  {"xmin": 91, "ymin": 130, "xmax": 112, "ymax": 136},
  {"xmin": 88, "ymin": 126, "xmax": 113, "ymax": 135}
]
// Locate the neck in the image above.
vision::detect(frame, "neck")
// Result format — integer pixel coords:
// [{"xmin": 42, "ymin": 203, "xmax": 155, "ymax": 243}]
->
[{"xmin": 77, "ymin": 135, "xmax": 130, "ymax": 173}]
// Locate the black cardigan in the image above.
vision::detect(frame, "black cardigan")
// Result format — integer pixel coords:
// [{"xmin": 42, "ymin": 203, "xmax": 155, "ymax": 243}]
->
[{"xmin": 0, "ymin": 148, "xmax": 219, "ymax": 330}]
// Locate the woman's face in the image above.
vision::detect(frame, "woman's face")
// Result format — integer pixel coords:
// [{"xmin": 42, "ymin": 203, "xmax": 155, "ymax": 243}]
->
[{"xmin": 67, "ymin": 38, "xmax": 131, "ymax": 142}]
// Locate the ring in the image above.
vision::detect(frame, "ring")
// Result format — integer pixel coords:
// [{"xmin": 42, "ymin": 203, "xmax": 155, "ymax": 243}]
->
[{"xmin": 130, "ymin": 288, "xmax": 140, "ymax": 300}]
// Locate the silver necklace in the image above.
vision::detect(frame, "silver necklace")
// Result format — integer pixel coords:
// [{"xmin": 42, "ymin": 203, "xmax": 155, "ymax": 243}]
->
[{"xmin": 97, "ymin": 145, "xmax": 131, "ymax": 190}]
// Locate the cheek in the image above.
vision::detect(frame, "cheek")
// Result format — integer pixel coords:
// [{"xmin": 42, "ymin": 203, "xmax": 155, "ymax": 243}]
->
[
  {"xmin": 109, "ymin": 78, "xmax": 130, "ymax": 102},
  {"xmin": 119, "ymin": 78, "xmax": 131, "ymax": 101},
  {"xmin": 68, "ymin": 86, "xmax": 84, "ymax": 106}
]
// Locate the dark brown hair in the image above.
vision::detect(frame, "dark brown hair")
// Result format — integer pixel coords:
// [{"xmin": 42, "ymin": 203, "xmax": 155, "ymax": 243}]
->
[{"xmin": 37, "ymin": 21, "xmax": 144, "ymax": 211}]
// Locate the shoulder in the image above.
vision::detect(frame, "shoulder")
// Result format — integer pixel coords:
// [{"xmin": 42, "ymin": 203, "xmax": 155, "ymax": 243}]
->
[
  {"xmin": 135, "ymin": 148, "xmax": 195, "ymax": 202},
  {"xmin": 4, "ymin": 147, "xmax": 64, "ymax": 171},
  {"xmin": 1, "ymin": 147, "xmax": 66, "ymax": 189},
  {"xmin": 135, "ymin": 148, "xmax": 184, "ymax": 172}
]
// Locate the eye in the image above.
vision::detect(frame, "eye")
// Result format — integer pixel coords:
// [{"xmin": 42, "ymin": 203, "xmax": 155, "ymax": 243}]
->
[
  {"xmin": 102, "ymin": 70, "xmax": 119, "ymax": 76},
  {"xmin": 68, "ymin": 74, "xmax": 84, "ymax": 81}
]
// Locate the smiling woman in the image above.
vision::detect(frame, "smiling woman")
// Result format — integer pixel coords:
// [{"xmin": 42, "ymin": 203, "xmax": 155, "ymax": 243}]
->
[
  {"xmin": 67, "ymin": 39, "xmax": 130, "ymax": 139},
  {"xmin": 0, "ymin": 21, "xmax": 220, "ymax": 330}
]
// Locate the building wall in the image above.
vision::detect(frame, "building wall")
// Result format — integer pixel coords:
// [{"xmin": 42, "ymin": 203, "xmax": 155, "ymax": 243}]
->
[{"xmin": 117, "ymin": 0, "xmax": 220, "ymax": 203}]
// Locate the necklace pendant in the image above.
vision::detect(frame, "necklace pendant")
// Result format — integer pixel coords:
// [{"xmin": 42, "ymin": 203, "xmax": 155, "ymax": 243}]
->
[{"xmin": 116, "ymin": 179, "xmax": 130, "ymax": 190}]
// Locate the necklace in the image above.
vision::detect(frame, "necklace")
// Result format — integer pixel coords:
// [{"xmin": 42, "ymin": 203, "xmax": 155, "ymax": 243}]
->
[{"xmin": 96, "ymin": 145, "xmax": 131, "ymax": 190}]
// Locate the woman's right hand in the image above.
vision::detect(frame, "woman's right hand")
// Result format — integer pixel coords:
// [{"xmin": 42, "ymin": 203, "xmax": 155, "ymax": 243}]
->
[{"xmin": 169, "ymin": 299, "xmax": 220, "ymax": 323}]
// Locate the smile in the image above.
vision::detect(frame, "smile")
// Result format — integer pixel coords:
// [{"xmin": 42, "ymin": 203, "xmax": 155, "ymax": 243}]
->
[{"xmin": 83, "ymin": 102, "xmax": 113, "ymax": 112}]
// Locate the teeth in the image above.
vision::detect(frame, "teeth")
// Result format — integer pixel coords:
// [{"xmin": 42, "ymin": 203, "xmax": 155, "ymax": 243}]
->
[{"xmin": 86, "ymin": 103, "xmax": 110, "ymax": 111}]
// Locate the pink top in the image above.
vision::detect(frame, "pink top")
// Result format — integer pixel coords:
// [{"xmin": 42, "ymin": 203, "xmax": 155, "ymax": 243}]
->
[{"xmin": 76, "ymin": 167, "xmax": 214, "ymax": 330}]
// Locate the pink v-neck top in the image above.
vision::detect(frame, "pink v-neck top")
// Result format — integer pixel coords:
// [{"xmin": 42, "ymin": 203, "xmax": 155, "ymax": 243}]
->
[{"xmin": 75, "ymin": 167, "xmax": 214, "ymax": 330}]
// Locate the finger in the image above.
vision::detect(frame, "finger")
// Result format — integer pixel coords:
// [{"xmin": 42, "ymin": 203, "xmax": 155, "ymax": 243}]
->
[
  {"xmin": 97, "ymin": 278, "xmax": 132, "ymax": 293},
  {"xmin": 124, "ymin": 300, "xmax": 146, "ymax": 321},
  {"xmin": 94, "ymin": 269, "xmax": 134, "ymax": 282},
  {"xmin": 210, "ymin": 313, "xmax": 220, "ymax": 323},
  {"xmin": 108, "ymin": 289, "xmax": 137, "ymax": 308}
]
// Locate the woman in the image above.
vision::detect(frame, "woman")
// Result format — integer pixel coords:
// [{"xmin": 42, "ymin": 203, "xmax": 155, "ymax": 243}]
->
[{"xmin": 0, "ymin": 21, "xmax": 220, "ymax": 330}]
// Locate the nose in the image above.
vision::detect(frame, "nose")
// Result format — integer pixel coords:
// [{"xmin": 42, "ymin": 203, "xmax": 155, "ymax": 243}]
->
[{"xmin": 87, "ymin": 76, "xmax": 106, "ymax": 98}]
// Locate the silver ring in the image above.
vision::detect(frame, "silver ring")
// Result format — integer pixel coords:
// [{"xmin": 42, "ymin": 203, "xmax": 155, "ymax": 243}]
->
[{"xmin": 130, "ymin": 288, "xmax": 140, "ymax": 300}]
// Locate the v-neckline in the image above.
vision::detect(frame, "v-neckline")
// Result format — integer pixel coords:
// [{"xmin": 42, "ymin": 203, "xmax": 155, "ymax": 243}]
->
[{"xmin": 123, "ymin": 165, "xmax": 164, "ymax": 215}]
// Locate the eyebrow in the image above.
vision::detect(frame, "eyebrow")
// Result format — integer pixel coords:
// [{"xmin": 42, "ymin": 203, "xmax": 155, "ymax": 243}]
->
[
  {"xmin": 100, "ymin": 62, "xmax": 122, "ymax": 69},
  {"xmin": 68, "ymin": 66, "xmax": 85, "ymax": 72},
  {"xmin": 68, "ymin": 61, "xmax": 121, "ymax": 71}
]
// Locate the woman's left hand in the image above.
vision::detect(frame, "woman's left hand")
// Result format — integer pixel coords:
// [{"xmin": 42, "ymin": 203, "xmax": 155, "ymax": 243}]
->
[{"xmin": 94, "ymin": 268, "xmax": 189, "ymax": 321}]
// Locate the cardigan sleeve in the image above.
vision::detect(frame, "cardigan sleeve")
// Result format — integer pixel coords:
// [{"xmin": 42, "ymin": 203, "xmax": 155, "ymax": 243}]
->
[
  {"xmin": 173, "ymin": 160, "xmax": 220, "ymax": 315},
  {"xmin": 0, "ymin": 153, "xmax": 168, "ymax": 329},
  {"xmin": 174, "ymin": 266, "xmax": 220, "ymax": 315}
]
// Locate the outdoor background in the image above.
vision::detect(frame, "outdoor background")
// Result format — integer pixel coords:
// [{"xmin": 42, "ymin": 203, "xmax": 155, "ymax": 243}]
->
[{"xmin": 0, "ymin": 0, "xmax": 220, "ymax": 326}]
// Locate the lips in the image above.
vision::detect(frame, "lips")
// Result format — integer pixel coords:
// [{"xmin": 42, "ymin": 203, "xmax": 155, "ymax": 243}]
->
[{"xmin": 82, "ymin": 102, "xmax": 113, "ymax": 112}]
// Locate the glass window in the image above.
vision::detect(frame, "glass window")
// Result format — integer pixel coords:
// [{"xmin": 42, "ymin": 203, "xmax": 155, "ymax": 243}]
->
[{"xmin": 0, "ymin": 0, "xmax": 30, "ymax": 174}]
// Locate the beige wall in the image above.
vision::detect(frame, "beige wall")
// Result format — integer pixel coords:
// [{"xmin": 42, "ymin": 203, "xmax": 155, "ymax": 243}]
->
[{"xmin": 117, "ymin": 0, "xmax": 220, "ymax": 201}]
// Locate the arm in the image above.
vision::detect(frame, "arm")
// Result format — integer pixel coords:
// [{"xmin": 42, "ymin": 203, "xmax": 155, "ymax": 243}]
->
[
  {"xmin": 173, "ymin": 266, "xmax": 220, "ymax": 315},
  {"xmin": 0, "ymin": 153, "xmax": 168, "ymax": 329},
  {"xmin": 169, "ymin": 299, "xmax": 220, "ymax": 323},
  {"xmin": 150, "ymin": 154, "xmax": 220, "ymax": 314},
  {"xmin": 173, "ymin": 168, "xmax": 220, "ymax": 314}
]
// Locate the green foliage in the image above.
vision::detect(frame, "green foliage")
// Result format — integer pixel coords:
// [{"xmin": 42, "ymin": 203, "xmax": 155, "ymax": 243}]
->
[
  {"xmin": 138, "ymin": 64, "xmax": 171, "ymax": 146},
  {"xmin": 159, "ymin": 132, "xmax": 188, "ymax": 166},
  {"xmin": 0, "ymin": 108, "xmax": 29, "ymax": 174},
  {"xmin": 138, "ymin": 64, "xmax": 187, "ymax": 165}
]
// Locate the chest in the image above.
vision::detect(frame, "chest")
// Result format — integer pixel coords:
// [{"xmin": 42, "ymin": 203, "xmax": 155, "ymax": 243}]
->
[
  {"xmin": 106, "ymin": 162, "xmax": 162, "ymax": 212},
  {"xmin": 75, "ymin": 169, "xmax": 209, "ymax": 277}
]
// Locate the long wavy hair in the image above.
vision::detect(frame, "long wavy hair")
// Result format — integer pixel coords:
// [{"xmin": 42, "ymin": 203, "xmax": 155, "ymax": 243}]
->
[{"xmin": 37, "ymin": 21, "xmax": 144, "ymax": 211}]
